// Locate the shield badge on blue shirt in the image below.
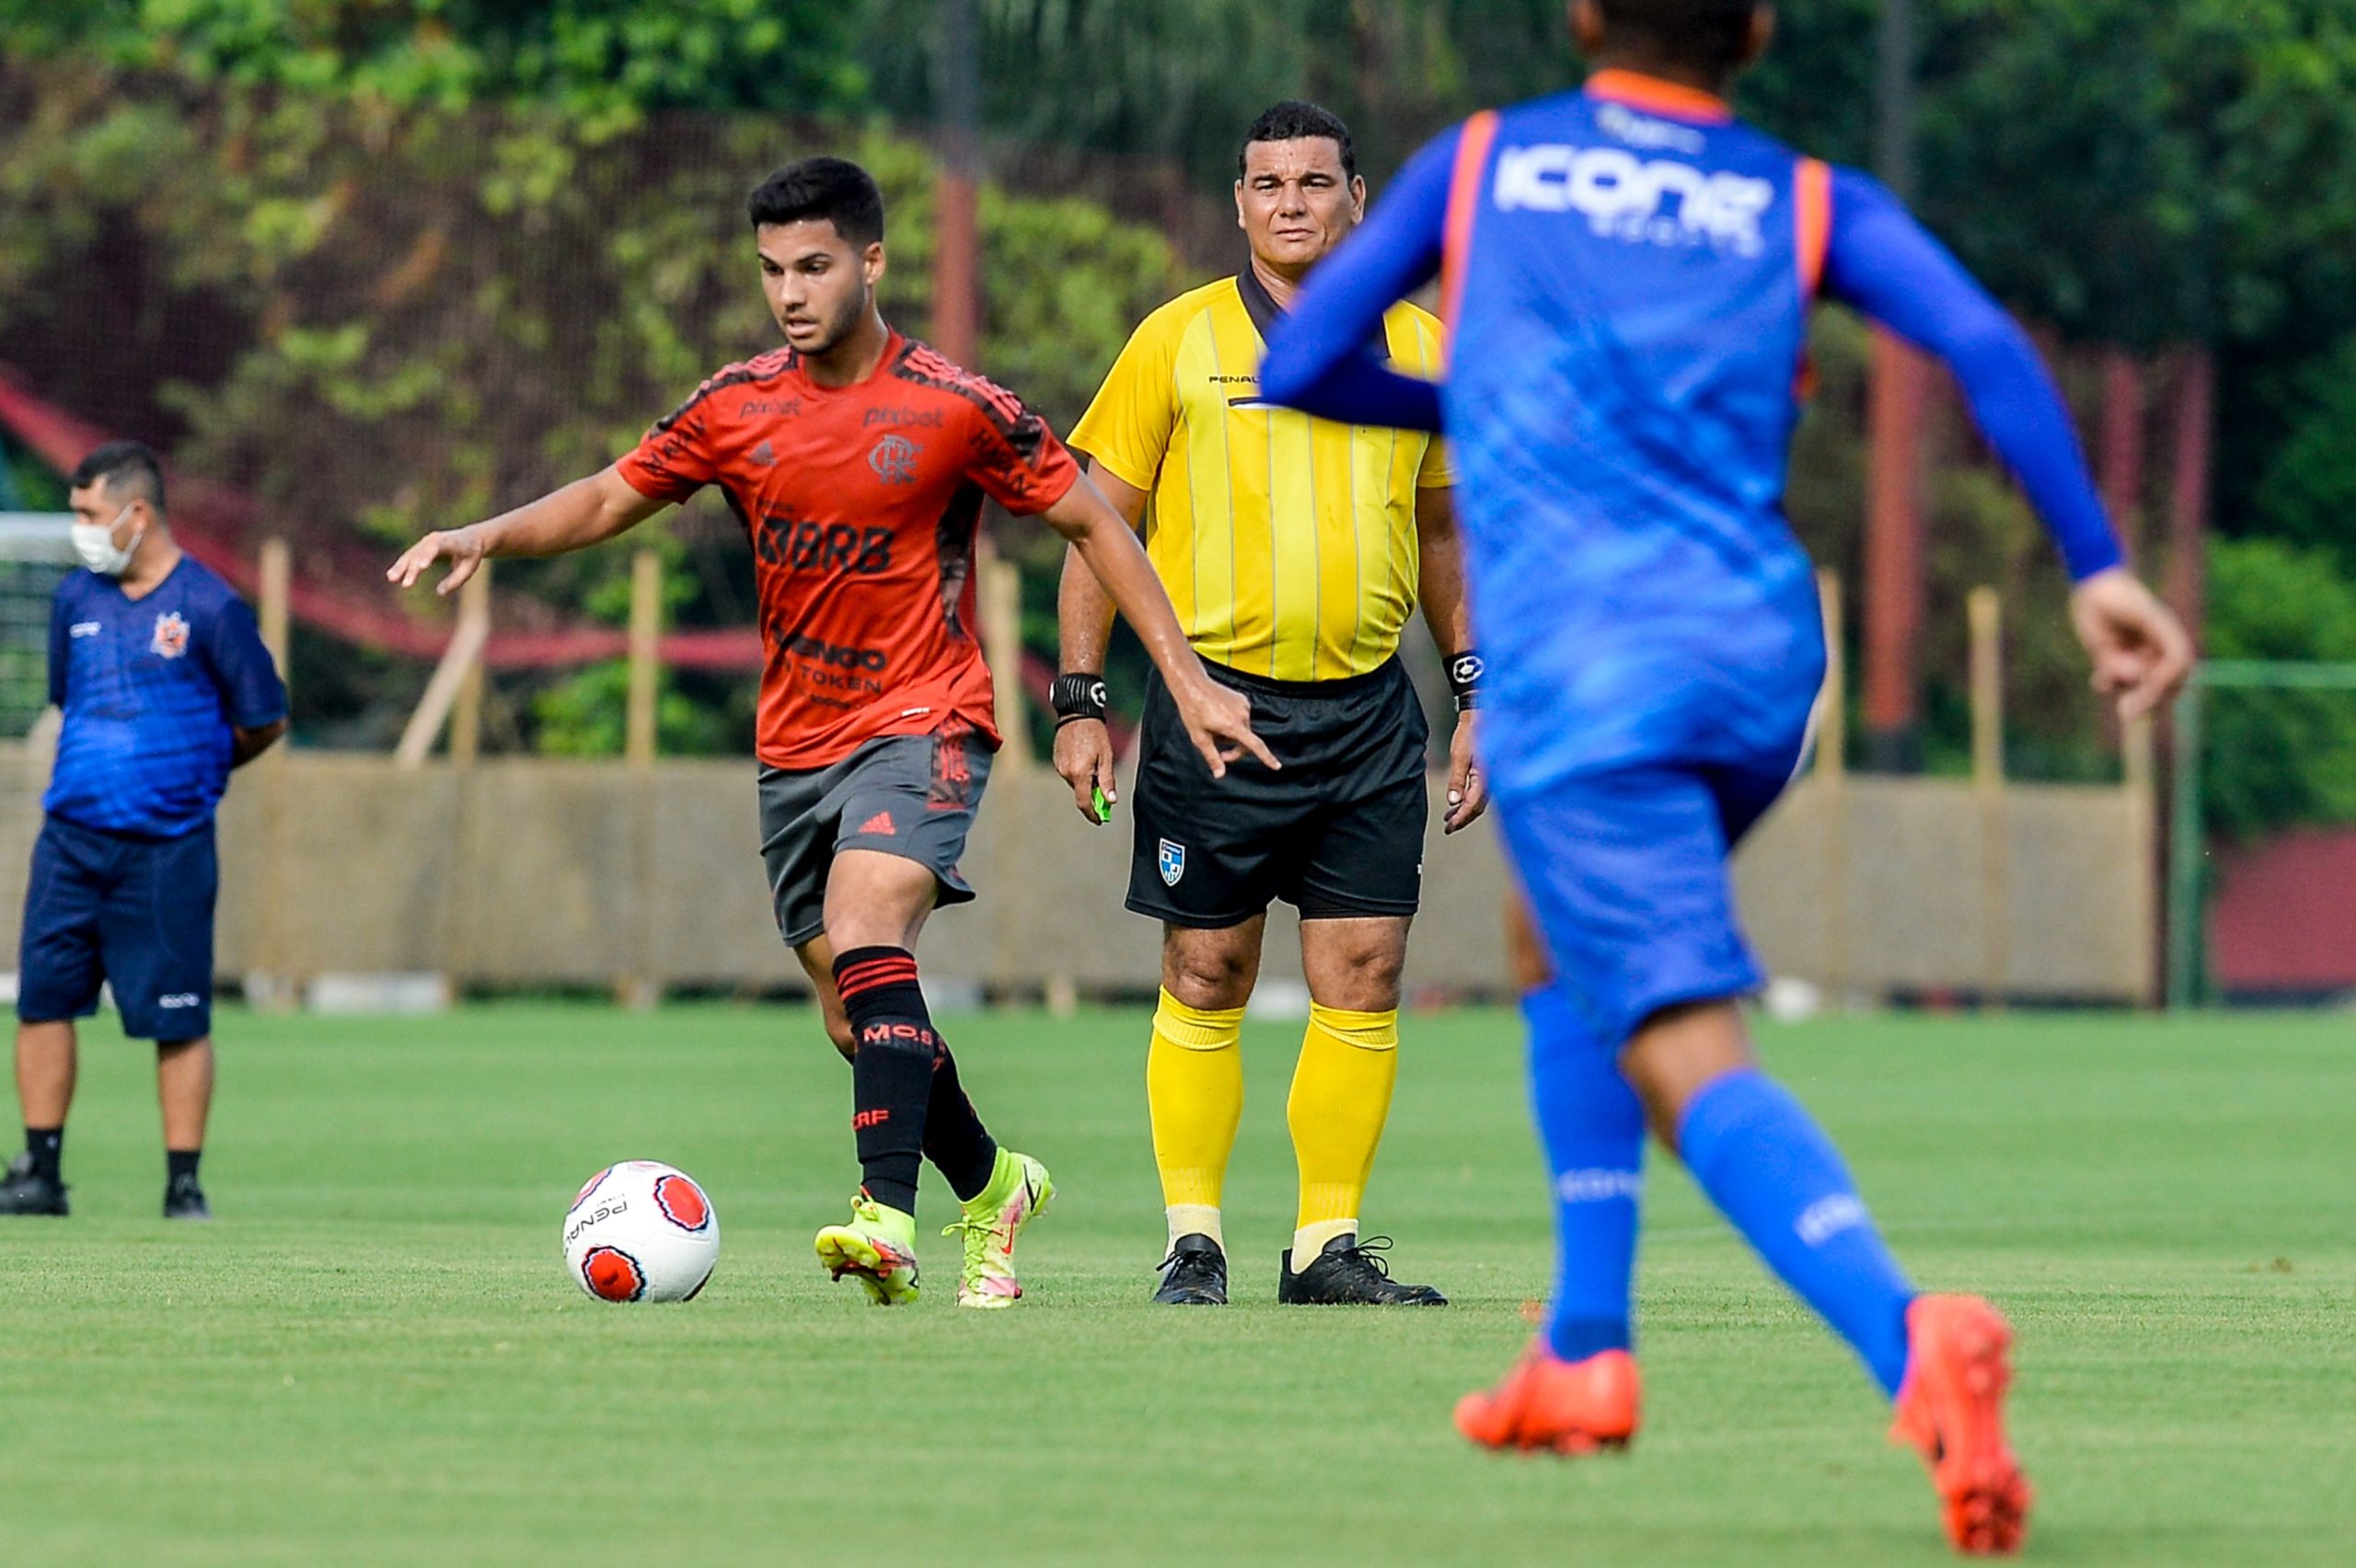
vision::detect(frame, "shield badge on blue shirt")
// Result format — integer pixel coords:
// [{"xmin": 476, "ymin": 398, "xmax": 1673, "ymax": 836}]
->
[{"xmin": 1158, "ymin": 838, "xmax": 1185, "ymax": 887}]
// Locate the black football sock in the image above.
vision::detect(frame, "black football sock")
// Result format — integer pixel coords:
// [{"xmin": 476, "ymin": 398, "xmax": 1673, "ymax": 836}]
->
[
  {"xmin": 834, "ymin": 946, "xmax": 936, "ymax": 1218},
  {"xmin": 26, "ymin": 1126, "xmax": 63, "ymax": 1185},
  {"xmin": 924, "ymin": 1040, "xmax": 999, "ymax": 1204},
  {"xmin": 167, "ymin": 1149, "xmax": 202, "ymax": 1185}
]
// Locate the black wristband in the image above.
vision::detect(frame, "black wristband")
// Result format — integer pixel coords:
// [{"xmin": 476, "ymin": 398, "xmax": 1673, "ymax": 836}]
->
[
  {"xmin": 1445, "ymin": 650, "xmax": 1484, "ymax": 712},
  {"xmin": 1052, "ymin": 673, "xmax": 1109, "ymax": 723}
]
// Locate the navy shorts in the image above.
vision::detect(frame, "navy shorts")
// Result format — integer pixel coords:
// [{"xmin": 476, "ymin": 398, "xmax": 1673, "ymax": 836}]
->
[
  {"xmin": 17, "ymin": 814, "xmax": 218, "ymax": 1041},
  {"xmin": 1127, "ymin": 657, "xmax": 1428, "ymax": 928}
]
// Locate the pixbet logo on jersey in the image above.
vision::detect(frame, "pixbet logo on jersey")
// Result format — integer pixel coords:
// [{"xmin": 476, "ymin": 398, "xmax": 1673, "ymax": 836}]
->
[{"xmin": 1494, "ymin": 144, "xmax": 1775, "ymax": 257}]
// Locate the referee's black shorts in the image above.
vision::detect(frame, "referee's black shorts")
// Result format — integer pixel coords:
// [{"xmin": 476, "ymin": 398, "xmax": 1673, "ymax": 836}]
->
[{"xmin": 1127, "ymin": 655, "xmax": 1429, "ymax": 928}]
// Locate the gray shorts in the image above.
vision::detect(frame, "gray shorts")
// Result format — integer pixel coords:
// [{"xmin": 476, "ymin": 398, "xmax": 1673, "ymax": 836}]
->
[{"xmin": 757, "ymin": 726, "xmax": 992, "ymax": 948}]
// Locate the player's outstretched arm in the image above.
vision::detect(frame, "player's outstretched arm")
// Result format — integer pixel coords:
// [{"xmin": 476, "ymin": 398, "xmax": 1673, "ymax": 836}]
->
[
  {"xmin": 1040, "ymin": 473, "xmax": 1278, "ymax": 779},
  {"xmin": 1821, "ymin": 167, "xmax": 2193, "ymax": 718},
  {"xmin": 387, "ymin": 467, "xmax": 667, "ymax": 597},
  {"xmin": 1261, "ymin": 128, "xmax": 1455, "ymax": 432},
  {"xmin": 1049, "ymin": 461, "xmax": 1143, "ymax": 823}
]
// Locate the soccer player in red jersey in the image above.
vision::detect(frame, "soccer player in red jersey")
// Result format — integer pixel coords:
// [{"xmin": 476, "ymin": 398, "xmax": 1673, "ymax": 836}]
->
[{"xmin": 390, "ymin": 157, "xmax": 1274, "ymax": 1309}]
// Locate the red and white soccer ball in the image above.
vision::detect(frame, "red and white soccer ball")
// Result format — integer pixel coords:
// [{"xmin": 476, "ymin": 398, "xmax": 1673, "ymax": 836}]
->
[{"xmin": 561, "ymin": 1160, "xmax": 720, "ymax": 1303}]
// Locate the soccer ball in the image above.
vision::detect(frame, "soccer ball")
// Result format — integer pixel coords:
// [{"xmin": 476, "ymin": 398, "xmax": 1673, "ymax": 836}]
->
[{"xmin": 561, "ymin": 1160, "xmax": 720, "ymax": 1303}]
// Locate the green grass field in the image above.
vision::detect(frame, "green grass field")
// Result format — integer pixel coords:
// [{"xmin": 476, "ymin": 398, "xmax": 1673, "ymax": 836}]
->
[{"xmin": 2, "ymin": 1004, "xmax": 2349, "ymax": 1565}]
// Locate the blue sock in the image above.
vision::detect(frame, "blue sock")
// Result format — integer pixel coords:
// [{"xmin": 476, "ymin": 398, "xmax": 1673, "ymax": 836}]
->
[
  {"xmin": 1524, "ymin": 984, "xmax": 1646, "ymax": 1363},
  {"xmin": 1678, "ymin": 1067, "xmax": 1915, "ymax": 1398}
]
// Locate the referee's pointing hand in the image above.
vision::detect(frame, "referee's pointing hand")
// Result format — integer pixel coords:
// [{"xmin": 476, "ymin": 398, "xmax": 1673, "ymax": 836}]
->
[{"xmin": 1172, "ymin": 675, "xmax": 1278, "ymax": 781}]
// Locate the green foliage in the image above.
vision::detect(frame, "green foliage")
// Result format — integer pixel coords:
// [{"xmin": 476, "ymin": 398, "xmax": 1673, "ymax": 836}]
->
[
  {"xmin": 2253, "ymin": 333, "xmax": 2356, "ymax": 577},
  {"xmin": 0, "ymin": 53, "xmax": 1179, "ymax": 754},
  {"xmin": 2200, "ymin": 536, "xmax": 2356, "ymax": 839},
  {"xmin": 529, "ymin": 661, "xmax": 734, "ymax": 756},
  {"xmin": 0, "ymin": 0, "xmax": 869, "ymax": 120}
]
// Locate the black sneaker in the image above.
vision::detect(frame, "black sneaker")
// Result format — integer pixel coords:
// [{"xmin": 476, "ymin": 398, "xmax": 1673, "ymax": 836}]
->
[
  {"xmin": 1277, "ymin": 1234, "xmax": 1446, "ymax": 1306},
  {"xmin": 1153, "ymin": 1232, "xmax": 1229, "ymax": 1305},
  {"xmin": 0, "ymin": 1152, "xmax": 68, "ymax": 1216},
  {"xmin": 163, "ymin": 1173, "xmax": 212, "ymax": 1221}
]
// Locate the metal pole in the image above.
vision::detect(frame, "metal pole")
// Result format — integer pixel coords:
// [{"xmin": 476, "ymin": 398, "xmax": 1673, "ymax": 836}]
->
[{"xmin": 2165, "ymin": 680, "xmax": 2205, "ymax": 1010}]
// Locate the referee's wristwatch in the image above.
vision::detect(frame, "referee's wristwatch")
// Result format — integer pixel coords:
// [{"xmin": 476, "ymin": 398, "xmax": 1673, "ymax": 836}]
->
[{"xmin": 1052, "ymin": 673, "xmax": 1109, "ymax": 728}]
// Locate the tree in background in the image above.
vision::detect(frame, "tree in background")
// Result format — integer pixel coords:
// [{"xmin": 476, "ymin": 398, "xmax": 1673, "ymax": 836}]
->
[{"xmin": 0, "ymin": 18, "xmax": 1180, "ymax": 752}]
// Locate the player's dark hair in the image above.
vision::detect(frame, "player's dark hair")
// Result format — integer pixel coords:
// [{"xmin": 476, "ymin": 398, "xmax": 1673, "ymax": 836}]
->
[
  {"xmin": 747, "ymin": 157, "xmax": 885, "ymax": 248},
  {"xmin": 1239, "ymin": 100, "xmax": 1358, "ymax": 183},
  {"xmin": 1596, "ymin": 0, "xmax": 1762, "ymax": 77},
  {"xmin": 69, "ymin": 440, "xmax": 166, "ymax": 514}
]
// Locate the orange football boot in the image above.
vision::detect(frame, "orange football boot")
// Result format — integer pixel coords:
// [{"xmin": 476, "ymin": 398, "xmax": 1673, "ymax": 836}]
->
[
  {"xmin": 1455, "ymin": 1343, "xmax": 1641, "ymax": 1455},
  {"xmin": 1889, "ymin": 1295, "xmax": 2033, "ymax": 1555}
]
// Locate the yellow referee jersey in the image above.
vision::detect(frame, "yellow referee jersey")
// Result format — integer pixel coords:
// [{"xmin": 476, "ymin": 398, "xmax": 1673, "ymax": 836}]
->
[{"xmin": 1069, "ymin": 271, "xmax": 1452, "ymax": 683}]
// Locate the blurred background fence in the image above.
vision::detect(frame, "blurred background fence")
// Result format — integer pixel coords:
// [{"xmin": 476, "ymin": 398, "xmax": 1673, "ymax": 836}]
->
[{"xmin": 3, "ymin": 2, "xmax": 2354, "ymax": 1006}]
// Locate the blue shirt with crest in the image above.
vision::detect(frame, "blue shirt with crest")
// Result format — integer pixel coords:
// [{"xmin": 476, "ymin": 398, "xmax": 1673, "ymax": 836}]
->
[{"xmin": 44, "ymin": 556, "xmax": 286, "ymax": 838}]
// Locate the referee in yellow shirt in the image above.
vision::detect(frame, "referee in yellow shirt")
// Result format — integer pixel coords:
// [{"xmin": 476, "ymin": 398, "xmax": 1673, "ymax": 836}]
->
[{"xmin": 1053, "ymin": 102, "xmax": 1487, "ymax": 1307}]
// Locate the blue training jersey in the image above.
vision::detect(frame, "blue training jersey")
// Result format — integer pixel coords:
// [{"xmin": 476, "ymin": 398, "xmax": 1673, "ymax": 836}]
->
[
  {"xmin": 1261, "ymin": 71, "xmax": 2124, "ymax": 795},
  {"xmin": 44, "ymin": 556, "xmax": 287, "ymax": 838}
]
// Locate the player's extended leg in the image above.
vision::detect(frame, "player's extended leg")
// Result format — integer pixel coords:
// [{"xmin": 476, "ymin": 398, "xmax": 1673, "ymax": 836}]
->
[
  {"xmin": 809, "ymin": 851, "xmax": 1050, "ymax": 1309},
  {"xmin": 0, "ymin": 1020, "xmax": 76, "ymax": 1215},
  {"xmin": 1476, "ymin": 766, "xmax": 2027, "ymax": 1552},
  {"xmin": 1141, "ymin": 918, "xmax": 1259, "ymax": 1305},
  {"xmin": 1456, "ymin": 899, "xmax": 1645, "ymax": 1450},
  {"xmin": 1278, "ymin": 915, "xmax": 1443, "ymax": 1306},
  {"xmin": 156, "ymin": 1037, "xmax": 214, "ymax": 1219},
  {"xmin": 796, "ymin": 932, "xmax": 999, "ymax": 1194},
  {"xmin": 1623, "ymin": 1004, "xmax": 2029, "ymax": 1553},
  {"xmin": 809, "ymin": 850, "xmax": 941, "ymax": 1304}
]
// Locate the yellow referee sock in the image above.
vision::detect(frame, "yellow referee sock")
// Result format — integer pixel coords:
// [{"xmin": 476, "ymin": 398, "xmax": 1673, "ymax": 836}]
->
[
  {"xmin": 1288, "ymin": 1002, "xmax": 1400, "ymax": 1263},
  {"xmin": 1148, "ymin": 989, "xmax": 1245, "ymax": 1251}
]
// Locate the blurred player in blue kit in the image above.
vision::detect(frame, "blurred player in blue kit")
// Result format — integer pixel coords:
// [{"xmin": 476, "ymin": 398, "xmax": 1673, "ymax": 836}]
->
[
  {"xmin": 0, "ymin": 442, "xmax": 287, "ymax": 1221},
  {"xmin": 1262, "ymin": 0, "xmax": 2193, "ymax": 1553}
]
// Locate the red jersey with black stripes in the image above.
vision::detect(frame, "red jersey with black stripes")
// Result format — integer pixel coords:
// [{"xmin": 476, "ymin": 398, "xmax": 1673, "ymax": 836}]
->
[{"xmin": 617, "ymin": 331, "xmax": 1080, "ymax": 768}]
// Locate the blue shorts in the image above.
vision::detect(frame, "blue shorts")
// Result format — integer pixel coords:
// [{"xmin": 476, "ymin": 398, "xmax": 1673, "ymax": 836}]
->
[
  {"xmin": 1496, "ymin": 739, "xmax": 1805, "ymax": 1050},
  {"xmin": 17, "ymin": 814, "xmax": 218, "ymax": 1041}
]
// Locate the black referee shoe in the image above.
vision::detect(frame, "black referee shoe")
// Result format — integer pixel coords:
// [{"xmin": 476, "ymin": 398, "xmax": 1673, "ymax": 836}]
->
[
  {"xmin": 163, "ymin": 1173, "xmax": 212, "ymax": 1221},
  {"xmin": 0, "ymin": 1152, "xmax": 68, "ymax": 1216},
  {"xmin": 1277, "ymin": 1234, "xmax": 1446, "ymax": 1306},
  {"xmin": 1153, "ymin": 1233, "xmax": 1228, "ymax": 1305}
]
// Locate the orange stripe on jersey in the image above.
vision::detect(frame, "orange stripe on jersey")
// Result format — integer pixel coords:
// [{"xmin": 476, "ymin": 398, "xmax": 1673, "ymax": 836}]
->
[
  {"xmin": 1440, "ymin": 110, "xmax": 1502, "ymax": 343},
  {"xmin": 1795, "ymin": 158, "xmax": 1833, "ymax": 301},
  {"xmin": 1792, "ymin": 158, "xmax": 1834, "ymax": 402},
  {"xmin": 1584, "ymin": 69, "xmax": 1734, "ymax": 124}
]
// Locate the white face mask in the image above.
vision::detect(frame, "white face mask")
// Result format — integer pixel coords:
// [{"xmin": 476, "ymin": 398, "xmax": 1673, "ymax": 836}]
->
[{"xmin": 72, "ymin": 502, "xmax": 144, "ymax": 578}]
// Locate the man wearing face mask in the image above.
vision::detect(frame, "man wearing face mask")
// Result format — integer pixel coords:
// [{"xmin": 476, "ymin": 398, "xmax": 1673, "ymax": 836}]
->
[{"xmin": 0, "ymin": 442, "xmax": 287, "ymax": 1219}]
